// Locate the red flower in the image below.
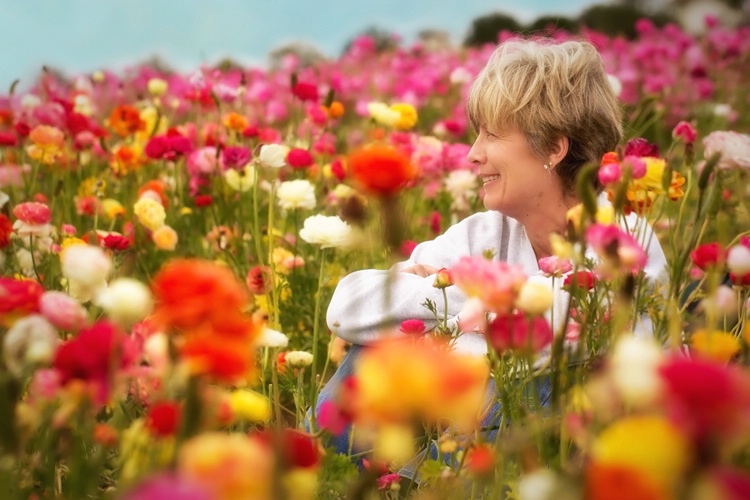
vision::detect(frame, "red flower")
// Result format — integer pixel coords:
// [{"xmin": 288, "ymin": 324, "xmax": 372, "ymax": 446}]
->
[
  {"xmin": 53, "ymin": 320, "xmax": 138, "ymax": 405},
  {"xmin": 0, "ymin": 214, "xmax": 12, "ymax": 248},
  {"xmin": 245, "ymin": 265, "xmax": 271, "ymax": 295},
  {"xmin": 14, "ymin": 122, "xmax": 30, "ymax": 137},
  {"xmin": 399, "ymin": 239, "xmax": 417, "ymax": 258},
  {"xmin": 13, "ymin": 201, "xmax": 51, "ymax": 224},
  {"xmin": 672, "ymin": 121, "xmax": 697, "ymax": 144},
  {"xmin": 286, "ymin": 148, "xmax": 314, "ymax": 169},
  {"xmin": 624, "ymin": 137, "xmax": 659, "ymax": 158},
  {"xmin": 291, "ymin": 82, "xmax": 319, "ymax": 102},
  {"xmin": 194, "ymin": 194, "xmax": 213, "ymax": 207},
  {"xmin": 330, "ymin": 157, "xmax": 346, "ymax": 181},
  {"xmin": 317, "ymin": 400, "xmax": 350, "ymax": 436},
  {"xmin": 690, "ymin": 242, "xmax": 726, "ymax": 270},
  {"xmin": 242, "ymin": 124, "xmax": 259, "ymax": 138},
  {"xmin": 256, "ymin": 429, "xmax": 320, "ymax": 469},
  {"xmin": 563, "ymin": 271, "xmax": 599, "ymax": 291},
  {"xmin": 486, "ymin": 312, "xmax": 553, "ymax": 354},
  {"xmin": 0, "ymin": 130, "xmax": 18, "ymax": 146},
  {"xmin": 145, "ymin": 401, "xmax": 182, "ymax": 437},
  {"xmin": 0, "ymin": 277, "xmax": 44, "ymax": 326},
  {"xmin": 102, "ymin": 233, "xmax": 131, "ymax": 251},
  {"xmin": 465, "ymin": 444, "xmax": 495, "ymax": 476},
  {"xmin": 430, "ymin": 211, "xmax": 441, "ymax": 235},
  {"xmin": 108, "ymin": 104, "xmax": 145, "ymax": 137}
]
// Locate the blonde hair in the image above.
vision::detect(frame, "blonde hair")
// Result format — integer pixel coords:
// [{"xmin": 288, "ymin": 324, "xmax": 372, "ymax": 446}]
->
[{"xmin": 467, "ymin": 39, "xmax": 622, "ymax": 193}]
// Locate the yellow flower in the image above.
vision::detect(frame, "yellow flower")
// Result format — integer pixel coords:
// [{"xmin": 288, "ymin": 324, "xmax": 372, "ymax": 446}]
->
[
  {"xmin": 133, "ymin": 197, "xmax": 166, "ymax": 231},
  {"xmin": 229, "ymin": 390, "xmax": 271, "ymax": 422},
  {"xmin": 224, "ymin": 165, "xmax": 256, "ymax": 192},
  {"xmin": 367, "ymin": 102, "xmax": 400, "ymax": 127},
  {"xmin": 390, "ymin": 103, "xmax": 418, "ymax": 130},
  {"xmin": 26, "ymin": 125, "xmax": 65, "ymax": 164},
  {"xmin": 120, "ymin": 419, "xmax": 175, "ymax": 480},
  {"xmin": 59, "ymin": 237, "xmax": 87, "ymax": 257},
  {"xmin": 135, "ymin": 106, "xmax": 167, "ymax": 144},
  {"xmin": 595, "ymin": 205, "xmax": 615, "ymax": 225},
  {"xmin": 515, "ymin": 280, "xmax": 553, "ymax": 315},
  {"xmin": 147, "ymin": 78, "xmax": 168, "ymax": 97},
  {"xmin": 592, "ymin": 415, "xmax": 691, "ymax": 492},
  {"xmin": 101, "ymin": 198, "xmax": 126, "ymax": 219},
  {"xmin": 109, "ymin": 143, "xmax": 144, "ymax": 176},
  {"xmin": 549, "ymin": 233, "xmax": 574, "ymax": 259},
  {"xmin": 373, "ymin": 424, "xmax": 415, "ymax": 466},
  {"xmin": 78, "ymin": 177, "xmax": 104, "ymax": 198},
  {"xmin": 281, "ymin": 469, "xmax": 318, "ymax": 500},
  {"xmin": 690, "ymin": 329, "xmax": 741, "ymax": 363},
  {"xmin": 180, "ymin": 207, "xmax": 193, "ymax": 216},
  {"xmin": 152, "ymin": 225, "xmax": 178, "ymax": 251}
]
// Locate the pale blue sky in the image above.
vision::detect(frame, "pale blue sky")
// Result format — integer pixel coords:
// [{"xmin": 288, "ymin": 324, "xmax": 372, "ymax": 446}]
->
[{"xmin": 2, "ymin": 0, "xmax": 604, "ymax": 90}]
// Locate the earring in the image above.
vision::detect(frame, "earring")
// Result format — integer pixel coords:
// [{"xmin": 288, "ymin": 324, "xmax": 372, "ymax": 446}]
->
[{"xmin": 543, "ymin": 163, "xmax": 550, "ymax": 171}]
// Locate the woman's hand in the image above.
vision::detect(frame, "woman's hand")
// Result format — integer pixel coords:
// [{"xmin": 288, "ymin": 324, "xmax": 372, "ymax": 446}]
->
[{"xmin": 401, "ymin": 264, "xmax": 441, "ymax": 277}]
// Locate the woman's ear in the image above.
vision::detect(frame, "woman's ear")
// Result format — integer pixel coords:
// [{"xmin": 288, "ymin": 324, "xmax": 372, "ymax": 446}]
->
[{"xmin": 549, "ymin": 136, "xmax": 569, "ymax": 167}]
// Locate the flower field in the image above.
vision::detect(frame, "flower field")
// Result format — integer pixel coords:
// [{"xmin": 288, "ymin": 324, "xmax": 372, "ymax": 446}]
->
[{"xmin": 1, "ymin": 17, "xmax": 750, "ymax": 499}]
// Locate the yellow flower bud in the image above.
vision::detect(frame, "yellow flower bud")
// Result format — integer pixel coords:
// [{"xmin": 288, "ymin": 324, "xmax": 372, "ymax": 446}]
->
[
  {"xmin": 229, "ymin": 390, "xmax": 271, "ymax": 422},
  {"xmin": 147, "ymin": 78, "xmax": 168, "ymax": 97},
  {"xmin": 514, "ymin": 280, "xmax": 553, "ymax": 315}
]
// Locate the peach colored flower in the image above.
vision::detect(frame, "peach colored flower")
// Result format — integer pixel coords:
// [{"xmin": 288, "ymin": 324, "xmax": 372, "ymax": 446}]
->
[
  {"xmin": 152, "ymin": 225, "xmax": 178, "ymax": 251},
  {"xmin": 450, "ymin": 256, "xmax": 527, "ymax": 313}
]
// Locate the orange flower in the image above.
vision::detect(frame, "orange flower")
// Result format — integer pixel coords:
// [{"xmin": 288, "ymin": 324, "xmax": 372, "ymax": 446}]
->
[
  {"xmin": 152, "ymin": 259, "xmax": 261, "ymax": 382},
  {"xmin": 348, "ymin": 143, "xmax": 416, "ymax": 196},
  {"xmin": 26, "ymin": 125, "xmax": 65, "ymax": 163},
  {"xmin": 222, "ymin": 112, "xmax": 248, "ymax": 132},
  {"xmin": 139, "ymin": 179, "xmax": 169, "ymax": 207},
  {"xmin": 325, "ymin": 101, "xmax": 345, "ymax": 119},
  {"xmin": 586, "ymin": 462, "xmax": 667, "ymax": 500},
  {"xmin": 108, "ymin": 104, "xmax": 145, "ymax": 137},
  {"xmin": 110, "ymin": 144, "xmax": 143, "ymax": 175}
]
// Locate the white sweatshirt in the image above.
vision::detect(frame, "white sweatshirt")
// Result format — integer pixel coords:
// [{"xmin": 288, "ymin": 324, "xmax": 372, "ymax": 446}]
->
[{"xmin": 326, "ymin": 206, "xmax": 668, "ymax": 356}]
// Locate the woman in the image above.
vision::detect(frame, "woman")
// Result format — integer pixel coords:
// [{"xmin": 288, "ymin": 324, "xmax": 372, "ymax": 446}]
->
[{"xmin": 318, "ymin": 39, "xmax": 667, "ymax": 458}]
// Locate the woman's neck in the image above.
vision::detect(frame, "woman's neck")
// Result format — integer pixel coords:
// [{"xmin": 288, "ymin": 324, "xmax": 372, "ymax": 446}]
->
[{"xmin": 516, "ymin": 192, "xmax": 580, "ymax": 260}]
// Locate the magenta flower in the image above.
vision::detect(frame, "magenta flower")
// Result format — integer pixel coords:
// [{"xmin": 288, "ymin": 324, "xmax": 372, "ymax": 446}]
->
[
  {"xmin": 672, "ymin": 120, "xmax": 697, "ymax": 144},
  {"xmin": 399, "ymin": 319, "xmax": 426, "ymax": 335},
  {"xmin": 624, "ymin": 137, "xmax": 660, "ymax": 158},
  {"xmin": 597, "ymin": 162, "xmax": 621, "ymax": 186},
  {"xmin": 317, "ymin": 400, "xmax": 350, "ymax": 436},
  {"xmin": 219, "ymin": 145, "xmax": 251, "ymax": 170}
]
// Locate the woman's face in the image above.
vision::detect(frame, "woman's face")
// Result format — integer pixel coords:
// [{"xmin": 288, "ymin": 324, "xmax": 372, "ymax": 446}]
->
[{"xmin": 468, "ymin": 126, "xmax": 557, "ymax": 218}]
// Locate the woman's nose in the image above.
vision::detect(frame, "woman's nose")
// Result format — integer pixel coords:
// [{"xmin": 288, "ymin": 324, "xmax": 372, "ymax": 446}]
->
[{"xmin": 467, "ymin": 138, "xmax": 484, "ymax": 165}]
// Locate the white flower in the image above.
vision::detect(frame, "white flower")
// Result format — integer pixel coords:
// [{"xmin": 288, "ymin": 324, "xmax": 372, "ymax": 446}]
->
[
  {"xmin": 255, "ymin": 327, "xmax": 290, "ymax": 348},
  {"xmin": 367, "ymin": 102, "xmax": 400, "ymax": 127},
  {"xmin": 444, "ymin": 170, "xmax": 477, "ymax": 195},
  {"xmin": 66, "ymin": 278, "xmax": 107, "ymax": 304},
  {"xmin": 299, "ymin": 214, "xmax": 354, "ymax": 249},
  {"xmin": 606, "ymin": 74, "xmax": 622, "ymax": 97},
  {"xmin": 703, "ymin": 131, "xmax": 750, "ymax": 170},
  {"xmin": 3, "ymin": 315, "xmax": 58, "ymax": 377},
  {"xmin": 285, "ymin": 350, "xmax": 313, "ymax": 367},
  {"xmin": 12, "ymin": 220, "xmax": 55, "ymax": 239},
  {"xmin": 224, "ymin": 165, "xmax": 256, "ymax": 192},
  {"xmin": 449, "ymin": 67, "xmax": 472, "ymax": 85},
  {"xmin": 258, "ymin": 144, "xmax": 289, "ymax": 168},
  {"xmin": 515, "ymin": 279, "xmax": 553, "ymax": 316},
  {"xmin": 15, "ymin": 248, "xmax": 35, "ymax": 276},
  {"xmin": 62, "ymin": 245, "xmax": 111, "ymax": 287},
  {"xmin": 95, "ymin": 278, "xmax": 154, "ymax": 328},
  {"xmin": 518, "ymin": 469, "xmax": 564, "ymax": 500},
  {"xmin": 609, "ymin": 335, "xmax": 664, "ymax": 408},
  {"xmin": 20, "ymin": 94, "xmax": 41, "ymax": 109},
  {"xmin": 277, "ymin": 179, "xmax": 316, "ymax": 210},
  {"xmin": 727, "ymin": 244, "xmax": 750, "ymax": 275}
]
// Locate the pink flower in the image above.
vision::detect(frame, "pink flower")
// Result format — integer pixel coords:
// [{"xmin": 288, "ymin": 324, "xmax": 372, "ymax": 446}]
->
[
  {"xmin": 13, "ymin": 201, "xmax": 51, "ymax": 224},
  {"xmin": 399, "ymin": 240, "xmax": 417, "ymax": 258},
  {"xmin": 0, "ymin": 164, "xmax": 30, "ymax": 188},
  {"xmin": 376, "ymin": 473, "xmax": 401, "ymax": 490},
  {"xmin": 621, "ymin": 155, "xmax": 647, "ymax": 179},
  {"xmin": 585, "ymin": 223, "xmax": 647, "ymax": 274},
  {"xmin": 28, "ymin": 368, "xmax": 62, "ymax": 401},
  {"xmin": 672, "ymin": 121, "xmax": 697, "ymax": 144},
  {"xmin": 219, "ymin": 145, "xmax": 251, "ymax": 170},
  {"xmin": 703, "ymin": 131, "xmax": 750, "ymax": 170},
  {"xmin": 597, "ymin": 162, "xmax": 621, "ymax": 185},
  {"xmin": 399, "ymin": 319, "xmax": 426, "ymax": 335},
  {"xmin": 457, "ymin": 297, "xmax": 486, "ymax": 333},
  {"xmin": 187, "ymin": 147, "xmax": 218, "ymax": 175},
  {"xmin": 486, "ymin": 312, "xmax": 553, "ymax": 355},
  {"xmin": 317, "ymin": 400, "xmax": 350, "ymax": 436},
  {"xmin": 39, "ymin": 291, "xmax": 88, "ymax": 332},
  {"xmin": 450, "ymin": 256, "xmax": 526, "ymax": 313},
  {"xmin": 538, "ymin": 256, "xmax": 573, "ymax": 277}
]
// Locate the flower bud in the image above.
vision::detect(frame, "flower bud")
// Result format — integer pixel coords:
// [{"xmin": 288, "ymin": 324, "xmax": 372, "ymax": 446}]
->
[
  {"xmin": 95, "ymin": 278, "xmax": 154, "ymax": 328},
  {"xmin": 285, "ymin": 350, "xmax": 313, "ymax": 367},
  {"xmin": 727, "ymin": 244, "xmax": 750, "ymax": 276},
  {"xmin": 432, "ymin": 268, "xmax": 453, "ymax": 289},
  {"xmin": 515, "ymin": 280, "xmax": 553, "ymax": 316}
]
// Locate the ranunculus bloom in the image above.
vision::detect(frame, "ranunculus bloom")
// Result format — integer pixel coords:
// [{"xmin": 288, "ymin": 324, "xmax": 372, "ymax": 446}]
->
[
  {"xmin": 726, "ymin": 244, "xmax": 750, "ymax": 277},
  {"xmin": 585, "ymin": 223, "xmax": 647, "ymax": 274},
  {"xmin": 292, "ymin": 82, "xmax": 319, "ymax": 102},
  {"xmin": 286, "ymin": 148, "xmax": 314, "ymax": 169},
  {"xmin": 399, "ymin": 319, "xmax": 426, "ymax": 335},
  {"xmin": 96, "ymin": 278, "xmax": 154, "ymax": 328},
  {"xmin": 0, "ymin": 214, "xmax": 12, "ymax": 248},
  {"xmin": 486, "ymin": 312, "xmax": 553, "ymax": 354},
  {"xmin": 624, "ymin": 137, "xmax": 659, "ymax": 158},
  {"xmin": 563, "ymin": 270, "xmax": 599, "ymax": 291},
  {"xmin": 3, "ymin": 314, "xmax": 58, "ymax": 376},
  {"xmin": 348, "ymin": 143, "xmax": 416, "ymax": 196},
  {"xmin": 220, "ymin": 145, "xmax": 251, "ymax": 170},
  {"xmin": 597, "ymin": 162, "xmax": 621, "ymax": 186},
  {"xmin": 39, "ymin": 291, "xmax": 88, "ymax": 331},
  {"xmin": 145, "ymin": 401, "xmax": 182, "ymax": 437},
  {"xmin": 672, "ymin": 121, "xmax": 697, "ymax": 144},
  {"xmin": 0, "ymin": 277, "xmax": 44, "ymax": 327},
  {"xmin": 257, "ymin": 143, "xmax": 289, "ymax": 168},
  {"xmin": 61, "ymin": 244, "xmax": 111, "ymax": 287},
  {"xmin": 298, "ymin": 214, "xmax": 354, "ymax": 249},
  {"xmin": 703, "ymin": 130, "xmax": 750, "ymax": 170},
  {"xmin": 277, "ymin": 179, "xmax": 316, "ymax": 210},
  {"xmin": 53, "ymin": 320, "xmax": 138, "ymax": 404},
  {"xmin": 152, "ymin": 225, "xmax": 179, "ymax": 251},
  {"xmin": 689, "ymin": 329, "xmax": 741, "ymax": 363},
  {"xmin": 515, "ymin": 280, "xmax": 553, "ymax": 316},
  {"xmin": 102, "ymin": 233, "xmax": 131, "ymax": 251},
  {"xmin": 450, "ymin": 256, "xmax": 527, "ymax": 313},
  {"xmin": 690, "ymin": 242, "xmax": 726, "ymax": 270},
  {"xmin": 538, "ymin": 256, "xmax": 573, "ymax": 277},
  {"xmin": 133, "ymin": 197, "xmax": 166, "ymax": 231},
  {"xmin": 245, "ymin": 265, "xmax": 271, "ymax": 295},
  {"xmin": 13, "ymin": 201, "xmax": 51, "ymax": 224},
  {"xmin": 108, "ymin": 104, "xmax": 145, "ymax": 137}
]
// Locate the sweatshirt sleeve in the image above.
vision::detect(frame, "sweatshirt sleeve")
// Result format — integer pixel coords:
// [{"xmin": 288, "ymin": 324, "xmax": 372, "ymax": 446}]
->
[{"xmin": 326, "ymin": 212, "xmax": 503, "ymax": 345}]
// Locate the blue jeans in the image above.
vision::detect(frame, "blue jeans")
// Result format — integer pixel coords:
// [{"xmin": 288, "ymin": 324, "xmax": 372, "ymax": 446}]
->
[{"xmin": 313, "ymin": 343, "xmax": 552, "ymax": 477}]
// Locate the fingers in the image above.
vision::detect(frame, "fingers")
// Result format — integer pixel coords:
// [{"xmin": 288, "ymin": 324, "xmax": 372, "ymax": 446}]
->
[{"xmin": 401, "ymin": 264, "xmax": 440, "ymax": 277}]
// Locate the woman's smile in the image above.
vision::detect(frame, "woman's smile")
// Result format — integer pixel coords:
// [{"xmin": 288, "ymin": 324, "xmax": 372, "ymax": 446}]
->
[{"xmin": 482, "ymin": 174, "xmax": 500, "ymax": 185}]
